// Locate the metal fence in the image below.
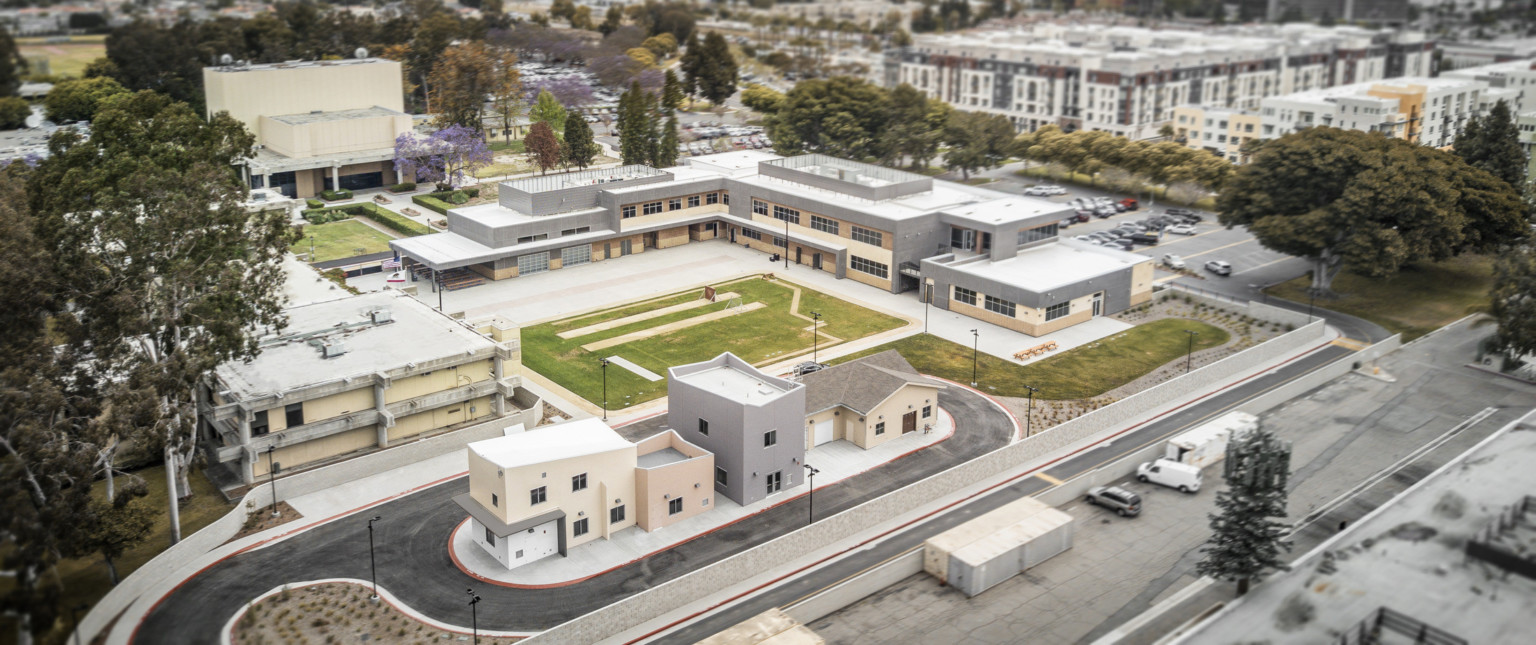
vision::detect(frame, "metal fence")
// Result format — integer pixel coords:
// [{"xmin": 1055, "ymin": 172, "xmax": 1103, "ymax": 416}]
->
[{"xmin": 1336, "ymin": 606, "xmax": 1467, "ymax": 645}]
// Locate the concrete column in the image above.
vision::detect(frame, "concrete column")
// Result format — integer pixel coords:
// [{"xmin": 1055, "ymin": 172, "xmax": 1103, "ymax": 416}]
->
[
  {"xmin": 238, "ymin": 408, "xmax": 252, "ymax": 445},
  {"xmin": 240, "ymin": 448, "xmax": 256, "ymax": 485},
  {"xmin": 492, "ymin": 352, "xmax": 507, "ymax": 416},
  {"xmin": 374, "ymin": 382, "xmax": 393, "ymax": 447},
  {"xmin": 330, "ymin": 165, "xmax": 341, "ymax": 191}
]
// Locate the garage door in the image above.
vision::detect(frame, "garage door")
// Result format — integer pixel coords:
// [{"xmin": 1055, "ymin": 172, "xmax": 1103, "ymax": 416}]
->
[
  {"xmin": 813, "ymin": 420, "xmax": 834, "ymax": 446},
  {"xmin": 561, "ymin": 245, "xmax": 591, "ymax": 267},
  {"xmin": 504, "ymin": 518, "xmax": 560, "ymax": 568},
  {"xmin": 518, "ymin": 252, "xmax": 549, "ymax": 276}
]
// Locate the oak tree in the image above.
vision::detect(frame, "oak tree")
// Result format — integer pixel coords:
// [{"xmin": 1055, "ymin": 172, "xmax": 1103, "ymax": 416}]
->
[{"xmin": 525, "ymin": 120, "xmax": 562, "ymax": 174}]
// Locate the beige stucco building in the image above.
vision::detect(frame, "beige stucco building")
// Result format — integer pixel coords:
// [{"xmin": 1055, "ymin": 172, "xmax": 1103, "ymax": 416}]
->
[
  {"xmin": 204, "ymin": 57, "xmax": 414, "ymax": 198},
  {"xmin": 456, "ymin": 419, "xmax": 715, "ymax": 569},
  {"xmin": 1171, "ymin": 106, "xmax": 1264, "ymax": 163},
  {"xmin": 801, "ymin": 351, "xmax": 944, "ymax": 451},
  {"xmin": 197, "ymin": 291, "xmax": 538, "ymax": 486}
]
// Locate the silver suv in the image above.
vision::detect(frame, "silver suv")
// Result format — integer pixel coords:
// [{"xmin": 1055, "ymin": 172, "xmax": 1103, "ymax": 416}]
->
[{"xmin": 1085, "ymin": 486, "xmax": 1142, "ymax": 517}]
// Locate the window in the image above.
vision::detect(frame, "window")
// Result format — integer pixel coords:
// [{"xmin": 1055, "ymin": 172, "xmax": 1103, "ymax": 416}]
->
[
  {"xmin": 741, "ymin": 228, "xmax": 762, "ymax": 241},
  {"xmin": 491, "ymin": 493, "xmax": 498, "ymax": 508},
  {"xmin": 560, "ymin": 226, "xmax": 591, "ymax": 236},
  {"xmin": 643, "ymin": 201, "xmax": 663, "ymax": 215},
  {"xmin": 561, "ymin": 244, "xmax": 591, "ymax": 267},
  {"xmin": 772, "ymin": 236, "xmax": 787, "ymax": 248},
  {"xmin": 516, "ymin": 233, "xmax": 548, "ymax": 244},
  {"xmin": 772, "ymin": 204, "xmax": 800, "ymax": 224},
  {"xmin": 753, "ymin": 199, "xmax": 769, "ymax": 215},
  {"xmin": 706, "ymin": 192, "xmax": 720, "ymax": 205},
  {"xmin": 485, "ymin": 528, "xmax": 495, "ymax": 545},
  {"xmin": 669, "ymin": 198, "xmax": 682, "ymax": 211},
  {"xmin": 572, "ymin": 473, "xmax": 587, "ymax": 492},
  {"xmin": 698, "ymin": 418, "xmax": 709, "ymax": 436},
  {"xmin": 1045, "ymin": 302, "xmax": 1071, "ymax": 321},
  {"xmin": 610, "ymin": 505, "xmax": 625, "ymax": 523},
  {"xmin": 530, "ymin": 486, "xmax": 547, "ymax": 505},
  {"xmin": 922, "ymin": 405, "xmax": 932, "ymax": 418},
  {"xmin": 573, "ymin": 518, "xmax": 589, "ymax": 537},
  {"xmin": 764, "ymin": 429, "xmax": 778, "ymax": 447},
  {"xmin": 622, "ymin": 205, "xmax": 636, "ymax": 219},
  {"xmin": 875, "ymin": 422, "xmax": 886, "ymax": 435},
  {"xmin": 851, "ymin": 226, "xmax": 883, "ymax": 246},
  {"xmin": 715, "ymin": 467, "xmax": 728, "ymax": 486},
  {"xmin": 687, "ymin": 195, "xmax": 700, "ymax": 208},
  {"xmin": 849, "ymin": 256, "xmax": 889, "ymax": 279},
  {"xmin": 722, "ymin": 192, "xmax": 729, "ymax": 205},
  {"xmin": 954, "ymin": 286, "xmax": 978, "ymax": 306},
  {"xmin": 285, "ymin": 403, "xmax": 304, "ymax": 428},
  {"xmin": 1017, "ymin": 223, "xmax": 1058, "ymax": 245},
  {"xmin": 984, "ymin": 295, "xmax": 1017, "ymax": 317},
  {"xmin": 810, "ymin": 215, "xmax": 839, "ymax": 235},
  {"xmin": 251, "ymin": 410, "xmax": 269, "ymax": 436},
  {"xmin": 518, "ymin": 252, "xmax": 549, "ymax": 275},
  {"xmin": 668, "ymin": 498, "xmax": 684, "ymax": 515}
]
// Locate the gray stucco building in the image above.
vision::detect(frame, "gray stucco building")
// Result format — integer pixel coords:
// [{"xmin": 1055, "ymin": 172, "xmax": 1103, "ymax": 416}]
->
[{"xmin": 666, "ymin": 353, "xmax": 807, "ymax": 507}]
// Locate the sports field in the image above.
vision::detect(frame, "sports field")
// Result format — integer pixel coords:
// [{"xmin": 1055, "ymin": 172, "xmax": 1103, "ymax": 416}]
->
[
  {"xmin": 522, "ymin": 276, "xmax": 909, "ymax": 408},
  {"xmin": 17, "ymin": 35, "xmax": 106, "ymax": 78}
]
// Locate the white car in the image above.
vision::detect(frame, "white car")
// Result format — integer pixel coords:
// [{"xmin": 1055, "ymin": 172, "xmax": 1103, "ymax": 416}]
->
[
  {"xmin": 1161, "ymin": 254, "xmax": 1186, "ymax": 270},
  {"xmin": 1023, "ymin": 186, "xmax": 1055, "ymax": 196},
  {"xmin": 1166, "ymin": 224, "xmax": 1197, "ymax": 235}
]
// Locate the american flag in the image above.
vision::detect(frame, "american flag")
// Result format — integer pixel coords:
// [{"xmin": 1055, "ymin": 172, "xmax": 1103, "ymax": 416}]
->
[{"xmin": 381, "ymin": 258, "xmax": 402, "ymax": 270}]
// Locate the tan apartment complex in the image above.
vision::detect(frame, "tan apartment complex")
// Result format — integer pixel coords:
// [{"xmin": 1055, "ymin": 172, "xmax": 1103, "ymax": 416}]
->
[
  {"xmin": 204, "ymin": 57, "xmax": 415, "ymax": 198},
  {"xmin": 1171, "ymin": 106, "xmax": 1264, "ymax": 163},
  {"xmin": 197, "ymin": 291, "xmax": 538, "ymax": 486}
]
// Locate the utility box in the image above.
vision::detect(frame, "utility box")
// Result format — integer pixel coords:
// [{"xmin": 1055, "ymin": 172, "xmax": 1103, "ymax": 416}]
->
[
  {"xmin": 923, "ymin": 497, "xmax": 1074, "ymax": 597},
  {"xmin": 1164, "ymin": 411, "xmax": 1258, "ymax": 469}
]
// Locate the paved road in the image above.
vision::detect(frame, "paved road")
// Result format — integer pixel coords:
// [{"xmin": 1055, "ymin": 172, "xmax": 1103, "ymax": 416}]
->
[
  {"xmin": 135, "ymin": 387, "xmax": 1014, "ymax": 643},
  {"xmin": 650, "ymin": 343, "xmax": 1353, "ymax": 644}
]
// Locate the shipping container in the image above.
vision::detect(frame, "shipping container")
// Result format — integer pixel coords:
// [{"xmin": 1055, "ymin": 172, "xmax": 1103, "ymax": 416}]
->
[
  {"xmin": 923, "ymin": 496, "xmax": 1053, "ymax": 583},
  {"xmin": 923, "ymin": 497, "xmax": 1074, "ymax": 596},
  {"xmin": 1164, "ymin": 411, "xmax": 1258, "ymax": 469}
]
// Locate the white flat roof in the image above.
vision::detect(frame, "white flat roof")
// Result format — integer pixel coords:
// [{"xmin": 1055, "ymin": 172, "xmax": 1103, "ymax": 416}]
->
[
  {"xmin": 469, "ymin": 418, "xmax": 633, "ymax": 469},
  {"xmin": 951, "ymin": 239, "xmax": 1149, "ymax": 293},
  {"xmin": 687, "ymin": 149, "xmax": 781, "ymax": 174},
  {"xmin": 672, "ymin": 365, "xmax": 797, "ymax": 405},
  {"xmin": 944, "ymin": 197, "xmax": 1069, "ymax": 225}
]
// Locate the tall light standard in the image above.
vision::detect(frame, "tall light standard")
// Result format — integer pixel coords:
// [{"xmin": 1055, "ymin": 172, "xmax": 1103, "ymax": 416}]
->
[
  {"xmin": 599, "ymin": 358, "xmax": 610, "ymax": 421},
  {"xmin": 1022, "ymin": 384, "xmax": 1039, "ymax": 437},
  {"xmin": 266, "ymin": 445, "xmax": 280, "ymax": 517},
  {"xmin": 1307, "ymin": 288, "xmax": 1316, "ymax": 323},
  {"xmin": 802, "ymin": 463, "xmax": 820, "ymax": 525},
  {"xmin": 466, "ymin": 589, "xmax": 482, "ymax": 644},
  {"xmin": 783, "ymin": 218, "xmax": 790, "ymax": 268},
  {"xmin": 969, "ymin": 329, "xmax": 979, "ymax": 386},
  {"xmin": 923, "ymin": 281, "xmax": 931, "ymax": 335},
  {"xmin": 1184, "ymin": 330, "xmax": 1199, "ymax": 373},
  {"xmin": 367, "ymin": 515, "xmax": 382, "ymax": 601},
  {"xmin": 809, "ymin": 311, "xmax": 822, "ymax": 363}
]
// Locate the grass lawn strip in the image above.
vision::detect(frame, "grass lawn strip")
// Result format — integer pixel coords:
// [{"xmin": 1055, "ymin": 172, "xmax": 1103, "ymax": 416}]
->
[
  {"xmin": 831, "ymin": 319, "xmax": 1229, "ymax": 400},
  {"xmin": 290, "ymin": 220, "xmax": 395, "ymax": 262},
  {"xmin": 1265, "ymin": 255, "xmax": 1494, "ymax": 341},
  {"xmin": 556, "ymin": 291, "xmax": 739, "ymax": 339},
  {"xmin": 580, "ymin": 302, "xmax": 767, "ymax": 352},
  {"xmin": 522, "ymin": 277, "xmax": 906, "ymax": 407}
]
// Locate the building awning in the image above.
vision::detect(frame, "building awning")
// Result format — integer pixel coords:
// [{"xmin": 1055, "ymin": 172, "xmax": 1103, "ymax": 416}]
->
[{"xmin": 452, "ymin": 493, "xmax": 564, "ymax": 538}]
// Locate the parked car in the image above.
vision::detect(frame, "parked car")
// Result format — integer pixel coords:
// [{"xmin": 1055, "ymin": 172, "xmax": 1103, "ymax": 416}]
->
[
  {"xmin": 1024, "ymin": 185, "xmax": 1056, "ymax": 196},
  {"xmin": 1073, "ymin": 235, "xmax": 1095, "ymax": 243},
  {"xmin": 1057, "ymin": 218, "xmax": 1075, "ymax": 228},
  {"xmin": 1205, "ymin": 260, "xmax": 1233, "ymax": 276},
  {"xmin": 1136, "ymin": 459, "xmax": 1202, "ymax": 493},
  {"xmin": 1127, "ymin": 232, "xmax": 1160, "ymax": 245},
  {"xmin": 1086, "ymin": 486, "xmax": 1142, "ymax": 517},
  {"xmin": 791, "ymin": 361, "xmax": 827, "ymax": 376},
  {"xmin": 1119, "ymin": 198, "xmax": 1139, "ymax": 211},
  {"xmin": 1164, "ymin": 208, "xmax": 1192, "ymax": 217},
  {"xmin": 1073, "ymin": 211, "xmax": 1092, "ymax": 223},
  {"xmin": 1162, "ymin": 254, "xmax": 1186, "ymax": 269},
  {"xmin": 1094, "ymin": 207, "xmax": 1117, "ymax": 218},
  {"xmin": 1167, "ymin": 224, "xmax": 1197, "ymax": 235},
  {"xmin": 1110, "ymin": 239, "xmax": 1135, "ymax": 251}
]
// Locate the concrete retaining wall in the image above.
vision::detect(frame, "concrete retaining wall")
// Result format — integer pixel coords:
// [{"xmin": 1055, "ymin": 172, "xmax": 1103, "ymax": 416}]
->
[
  {"xmin": 523, "ymin": 321, "xmax": 1330, "ymax": 644},
  {"xmin": 1156, "ymin": 286, "xmax": 1314, "ymax": 330},
  {"xmin": 783, "ymin": 548, "xmax": 925, "ymax": 625},
  {"xmin": 88, "ymin": 394, "xmax": 543, "ymax": 645}
]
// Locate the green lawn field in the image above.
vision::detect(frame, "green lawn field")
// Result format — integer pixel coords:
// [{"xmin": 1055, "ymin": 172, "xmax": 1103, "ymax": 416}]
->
[
  {"xmin": 522, "ymin": 278, "xmax": 908, "ymax": 407},
  {"xmin": 18, "ymin": 36, "xmax": 106, "ymax": 78},
  {"xmin": 291, "ymin": 220, "xmax": 396, "ymax": 262},
  {"xmin": 832, "ymin": 319, "xmax": 1229, "ymax": 400},
  {"xmin": 1266, "ymin": 255, "xmax": 1495, "ymax": 341}
]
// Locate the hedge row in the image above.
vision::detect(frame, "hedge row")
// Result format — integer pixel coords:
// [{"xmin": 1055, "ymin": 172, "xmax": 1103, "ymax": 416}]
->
[
  {"xmin": 305, "ymin": 198, "xmax": 325, "ymax": 209},
  {"xmin": 389, "ymin": 182, "xmax": 417, "ymax": 192},
  {"xmin": 411, "ymin": 187, "xmax": 481, "ymax": 215},
  {"xmin": 300, "ymin": 203, "xmax": 433, "ymax": 236},
  {"xmin": 320, "ymin": 188, "xmax": 353, "ymax": 201}
]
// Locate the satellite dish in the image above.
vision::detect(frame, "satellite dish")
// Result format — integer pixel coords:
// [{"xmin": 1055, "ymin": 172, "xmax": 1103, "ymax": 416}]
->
[
  {"xmin": 354, "ymin": 47, "xmax": 369, "ymax": 59},
  {"xmin": 219, "ymin": 53, "xmax": 234, "ymax": 65}
]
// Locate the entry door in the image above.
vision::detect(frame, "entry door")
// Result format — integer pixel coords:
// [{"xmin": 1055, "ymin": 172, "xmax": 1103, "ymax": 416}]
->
[
  {"xmin": 903, "ymin": 411, "xmax": 917, "ymax": 434},
  {"xmin": 620, "ymin": 239, "xmax": 633, "ymax": 255},
  {"xmin": 730, "ymin": 227, "xmax": 737, "ymax": 243},
  {"xmin": 644, "ymin": 232, "xmax": 658, "ymax": 248},
  {"xmin": 604, "ymin": 242, "xmax": 612, "ymax": 259},
  {"xmin": 765, "ymin": 471, "xmax": 783, "ymax": 495},
  {"xmin": 1092, "ymin": 292, "xmax": 1104, "ymax": 316},
  {"xmin": 813, "ymin": 420, "xmax": 834, "ymax": 446},
  {"xmin": 812, "ymin": 253, "xmax": 822, "ymax": 270},
  {"xmin": 795, "ymin": 247, "xmax": 802, "ymax": 265}
]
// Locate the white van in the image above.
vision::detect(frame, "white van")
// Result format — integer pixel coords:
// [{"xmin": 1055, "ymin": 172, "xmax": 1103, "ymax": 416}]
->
[{"xmin": 1136, "ymin": 459, "xmax": 1202, "ymax": 493}]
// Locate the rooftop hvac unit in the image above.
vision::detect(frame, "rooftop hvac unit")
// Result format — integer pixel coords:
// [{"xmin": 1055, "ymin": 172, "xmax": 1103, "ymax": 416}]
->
[
  {"xmin": 320, "ymin": 341, "xmax": 349, "ymax": 359},
  {"xmin": 370, "ymin": 308, "xmax": 394, "ymax": 324}
]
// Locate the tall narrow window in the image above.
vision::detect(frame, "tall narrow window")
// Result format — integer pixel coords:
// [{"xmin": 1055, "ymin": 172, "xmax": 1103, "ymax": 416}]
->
[{"xmin": 284, "ymin": 403, "xmax": 304, "ymax": 428}]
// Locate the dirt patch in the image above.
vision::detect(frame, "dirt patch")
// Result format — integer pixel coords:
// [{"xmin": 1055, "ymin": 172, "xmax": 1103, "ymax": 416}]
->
[
  {"xmin": 1388, "ymin": 522, "xmax": 1439, "ymax": 542},
  {"xmin": 232, "ymin": 581, "xmax": 522, "ymax": 645},
  {"xmin": 1273, "ymin": 591, "xmax": 1316, "ymax": 632},
  {"xmin": 228, "ymin": 501, "xmax": 304, "ymax": 543},
  {"xmin": 1433, "ymin": 491, "xmax": 1467, "ymax": 520}
]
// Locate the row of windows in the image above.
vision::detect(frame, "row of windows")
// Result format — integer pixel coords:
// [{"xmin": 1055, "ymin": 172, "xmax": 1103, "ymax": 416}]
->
[
  {"xmin": 811, "ymin": 214, "xmax": 839, "ymax": 235},
  {"xmin": 954, "ymin": 286, "xmax": 978, "ymax": 306},
  {"xmin": 851, "ymin": 225, "xmax": 882, "ymax": 247},
  {"xmin": 984, "ymin": 295, "xmax": 1017, "ymax": 318},
  {"xmin": 850, "ymin": 256, "xmax": 889, "ymax": 279},
  {"xmin": 249, "ymin": 402, "xmax": 305, "ymax": 437},
  {"xmin": 1045, "ymin": 301, "xmax": 1072, "ymax": 321},
  {"xmin": 643, "ymin": 201, "xmax": 663, "ymax": 215},
  {"xmin": 754, "ymin": 198, "xmax": 884, "ymax": 248},
  {"xmin": 624, "ymin": 192, "xmax": 726, "ymax": 219},
  {"xmin": 741, "ymin": 228, "xmax": 762, "ymax": 241},
  {"xmin": 517, "ymin": 233, "xmax": 548, "ymax": 244},
  {"xmin": 773, "ymin": 204, "xmax": 800, "ymax": 225},
  {"xmin": 1017, "ymin": 223, "xmax": 1058, "ymax": 245}
]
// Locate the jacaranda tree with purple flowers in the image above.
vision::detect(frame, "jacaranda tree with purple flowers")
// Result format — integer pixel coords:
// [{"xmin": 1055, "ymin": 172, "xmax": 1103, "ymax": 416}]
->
[{"xmin": 393, "ymin": 124, "xmax": 493, "ymax": 191}]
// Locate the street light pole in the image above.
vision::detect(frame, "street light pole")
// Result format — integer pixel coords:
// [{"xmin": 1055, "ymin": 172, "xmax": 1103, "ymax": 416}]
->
[
  {"xmin": 367, "ymin": 516, "xmax": 382, "ymax": 601},
  {"xmin": 1307, "ymin": 288, "xmax": 1316, "ymax": 323},
  {"xmin": 783, "ymin": 218, "xmax": 789, "ymax": 269},
  {"xmin": 923, "ymin": 282, "xmax": 930, "ymax": 335},
  {"xmin": 266, "ymin": 445, "xmax": 279, "ymax": 517},
  {"xmin": 810, "ymin": 311, "xmax": 821, "ymax": 363},
  {"xmin": 1022, "ymin": 385, "xmax": 1038, "ymax": 437},
  {"xmin": 599, "ymin": 358, "xmax": 610, "ymax": 421},
  {"xmin": 970, "ymin": 329, "xmax": 979, "ymax": 387},
  {"xmin": 802, "ymin": 463, "xmax": 819, "ymax": 525},
  {"xmin": 466, "ymin": 589, "xmax": 482, "ymax": 644},
  {"xmin": 1184, "ymin": 330, "xmax": 1199, "ymax": 373}
]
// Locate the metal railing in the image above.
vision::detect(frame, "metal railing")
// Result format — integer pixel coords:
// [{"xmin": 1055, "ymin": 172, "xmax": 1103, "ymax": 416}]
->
[{"xmin": 1336, "ymin": 607, "xmax": 1466, "ymax": 645}]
